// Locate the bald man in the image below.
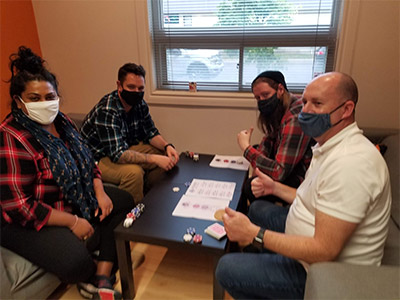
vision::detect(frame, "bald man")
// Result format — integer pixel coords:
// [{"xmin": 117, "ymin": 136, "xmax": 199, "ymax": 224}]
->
[{"xmin": 216, "ymin": 72, "xmax": 392, "ymax": 299}]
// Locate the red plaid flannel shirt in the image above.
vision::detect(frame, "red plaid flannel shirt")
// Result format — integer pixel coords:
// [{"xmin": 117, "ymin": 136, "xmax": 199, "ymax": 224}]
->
[
  {"xmin": 0, "ymin": 114, "xmax": 101, "ymax": 231},
  {"xmin": 244, "ymin": 97, "xmax": 313, "ymax": 183}
]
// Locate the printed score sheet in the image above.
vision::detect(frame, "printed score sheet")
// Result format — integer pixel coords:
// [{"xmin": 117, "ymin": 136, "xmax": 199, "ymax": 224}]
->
[
  {"xmin": 209, "ymin": 155, "xmax": 250, "ymax": 171},
  {"xmin": 172, "ymin": 179, "xmax": 236, "ymax": 220}
]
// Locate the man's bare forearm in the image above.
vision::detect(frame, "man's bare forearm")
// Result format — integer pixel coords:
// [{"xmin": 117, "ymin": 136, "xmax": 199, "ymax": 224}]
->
[
  {"xmin": 273, "ymin": 181, "xmax": 297, "ymax": 204},
  {"xmin": 118, "ymin": 150, "xmax": 151, "ymax": 164}
]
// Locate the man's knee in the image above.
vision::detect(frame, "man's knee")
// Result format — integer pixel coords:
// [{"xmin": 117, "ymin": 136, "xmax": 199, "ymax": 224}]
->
[
  {"xmin": 248, "ymin": 200, "xmax": 274, "ymax": 223},
  {"xmin": 215, "ymin": 256, "xmax": 228, "ymax": 286},
  {"xmin": 120, "ymin": 165, "xmax": 145, "ymax": 182},
  {"xmin": 117, "ymin": 165, "xmax": 145, "ymax": 202},
  {"xmin": 215, "ymin": 254, "xmax": 237, "ymax": 286}
]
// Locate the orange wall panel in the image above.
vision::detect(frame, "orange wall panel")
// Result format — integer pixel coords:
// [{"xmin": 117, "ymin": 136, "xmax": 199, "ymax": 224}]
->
[{"xmin": 1, "ymin": 0, "xmax": 42, "ymax": 120}]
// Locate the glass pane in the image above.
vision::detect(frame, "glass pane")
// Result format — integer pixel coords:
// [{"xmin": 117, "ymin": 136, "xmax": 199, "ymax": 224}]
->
[
  {"xmin": 166, "ymin": 48, "xmax": 239, "ymax": 83},
  {"xmin": 243, "ymin": 46, "xmax": 327, "ymax": 87},
  {"xmin": 162, "ymin": 0, "xmax": 334, "ymax": 28}
]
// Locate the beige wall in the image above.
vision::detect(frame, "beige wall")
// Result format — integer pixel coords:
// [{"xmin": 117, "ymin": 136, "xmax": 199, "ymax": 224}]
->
[
  {"xmin": 336, "ymin": 0, "xmax": 399, "ymax": 129},
  {"xmin": 32, "ymin": 0, "xmax": 399, "ymax": 155}
]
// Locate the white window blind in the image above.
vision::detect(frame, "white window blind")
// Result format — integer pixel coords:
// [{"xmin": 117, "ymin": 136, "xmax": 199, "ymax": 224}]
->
[{"xmin": 148, "ymin": 0, "xmax": 343, "ymax": 92}]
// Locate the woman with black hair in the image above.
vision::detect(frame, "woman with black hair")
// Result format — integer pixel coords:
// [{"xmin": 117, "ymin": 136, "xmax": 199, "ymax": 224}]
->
[
  {"xmin": 0, "ymin": 46, "xmax": 133, "ymax": 300},
  {"xmin": 238, "ymin": 71, "xmax": 313, "ymax": 206}
]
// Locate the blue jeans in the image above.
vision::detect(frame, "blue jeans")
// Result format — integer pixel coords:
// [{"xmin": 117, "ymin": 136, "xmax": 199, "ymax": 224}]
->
[
  {"xmin": 215, "ymin": 201, "xmax": 306, "ymax": 299},
  {"xmin": 248, "ymin": 200, "xmax": 289, "ymax": 232}
]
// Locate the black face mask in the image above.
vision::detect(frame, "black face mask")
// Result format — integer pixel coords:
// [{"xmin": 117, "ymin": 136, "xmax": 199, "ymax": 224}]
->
[
  {"xmin": 120, "ymin": 89, "xmax": 144, "ymax": 106},
  {"xmin": 257, "ymin": 93, "xmax": 280, "ymax": 117}
]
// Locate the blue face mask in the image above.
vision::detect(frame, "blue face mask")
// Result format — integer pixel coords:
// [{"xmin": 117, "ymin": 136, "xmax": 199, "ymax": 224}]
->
[
  {"xmin": 298, "ymin": 102, "xmax": 346, "ymax": 138},
  {"xmin": 257, "ymin": 93, "xmax": 280, "ymax": 117}
]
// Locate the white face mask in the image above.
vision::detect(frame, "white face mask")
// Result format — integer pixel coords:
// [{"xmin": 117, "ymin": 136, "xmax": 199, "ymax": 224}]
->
[{"xmin": 18, "ymin": 97, "xmax": 59, "ymax": 125}]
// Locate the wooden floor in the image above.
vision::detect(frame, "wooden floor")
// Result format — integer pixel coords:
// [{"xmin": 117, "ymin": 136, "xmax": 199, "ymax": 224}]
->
[{"xmin": 56, "ymin": 242, "xmax": 233, "ymax": 300}]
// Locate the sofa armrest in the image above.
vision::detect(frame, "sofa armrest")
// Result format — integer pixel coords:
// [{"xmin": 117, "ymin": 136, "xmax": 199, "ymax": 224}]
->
[
  {"xmin": 1, "ymin": 247, "xmax": 13, "ymax": 299},
  {"xmin": 1, "ymin": 247, "xmax": 61, "ymax": 299},
  {"xmin": 304, "ymin": 262, "xmax": 400, "ymax": 299}
]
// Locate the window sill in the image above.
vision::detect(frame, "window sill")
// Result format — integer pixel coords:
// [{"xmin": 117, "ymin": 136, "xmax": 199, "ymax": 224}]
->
[{"xmin": 146, "ymin": 89, "xmax": 256, "ymax": 108}]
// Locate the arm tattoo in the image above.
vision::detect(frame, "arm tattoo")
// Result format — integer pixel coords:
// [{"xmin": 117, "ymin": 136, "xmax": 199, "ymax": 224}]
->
[{"xmin": 118, "ymin": 150, "xmax": 149, "ymax": 164}]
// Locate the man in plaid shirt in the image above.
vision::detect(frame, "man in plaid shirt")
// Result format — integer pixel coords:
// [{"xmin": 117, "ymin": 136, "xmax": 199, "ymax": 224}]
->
[{"xmin": 81, "ymin": 63, "xmax": 179, "ymax": 203}]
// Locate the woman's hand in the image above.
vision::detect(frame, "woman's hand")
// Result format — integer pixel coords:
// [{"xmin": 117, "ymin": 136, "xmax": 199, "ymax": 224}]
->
[
  {"xmin": 47, "ymin": 210, "xmax": 94, "ymax": 240},
  {"xmin": 95, "ymin": 190, "xmax": 113, "ymax": 221},
  {"xmin": 71, "ymin": 217, "xmax": 95, "ymax": 241},
  {"xmin": 251, "ymin": 168, "xmax": 276, "ymax": 198},
  {"xmin": 93, "ymin": 178, "xmax": 113, "ymax": 221},
  {"xmin": 237, "ymin": 127, "xmax": 254, "ymax": 152}
]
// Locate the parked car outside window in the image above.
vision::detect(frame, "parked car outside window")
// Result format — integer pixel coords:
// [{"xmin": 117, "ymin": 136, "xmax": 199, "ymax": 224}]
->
[{"xmin": 166, "ymin": 49, "xmax": 224, "ymax": 81}]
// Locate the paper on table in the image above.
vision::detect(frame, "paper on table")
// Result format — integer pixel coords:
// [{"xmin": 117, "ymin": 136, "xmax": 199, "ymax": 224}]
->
[
  {"xmin": 172, "ymin": 195, "xmax": 230, "ymax": 221},
  {"xmin": 186, "ymin": 178, "xmax": 236, "ymax": 201},
  {"xmin": 172, "ymin": 179, "xmax": 236, "ymax": 220},
  {"xmin": 209, "ymin": 155, "xmax": 250, "ymax": 171}
]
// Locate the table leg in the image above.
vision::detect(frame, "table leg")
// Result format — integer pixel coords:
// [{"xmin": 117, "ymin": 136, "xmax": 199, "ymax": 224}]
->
[
  {"xmin": 213, "ymin": 255, "xmax": 224, "ymax": 300},
  {"xmin": 115, "ymin": 239, "xmax": 135, "ymax": 299}
]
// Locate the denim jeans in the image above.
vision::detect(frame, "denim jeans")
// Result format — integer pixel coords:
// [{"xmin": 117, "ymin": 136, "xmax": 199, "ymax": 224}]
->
[
  {"xmin": 215, "ymin": 200, "xmax": 307, "ymax": 299},
  {"xmin": 248, "ymin": 200, "xmax": 289, "ymax": 232}
]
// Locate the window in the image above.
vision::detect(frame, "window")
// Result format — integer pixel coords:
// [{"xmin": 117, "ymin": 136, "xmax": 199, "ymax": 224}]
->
[{"xmin": 149, "ymin": 0, "xmax": 343, "ymax": 93}]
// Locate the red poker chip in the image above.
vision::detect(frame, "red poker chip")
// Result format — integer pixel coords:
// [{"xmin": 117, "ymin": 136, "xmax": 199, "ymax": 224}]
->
[
  {"xmin": 126, "ymin": 212, "xmax": 136, "ymax": 219},
  {"xmin": 193, "ymin": 234, "xmax": 203, "ymax": 244}
]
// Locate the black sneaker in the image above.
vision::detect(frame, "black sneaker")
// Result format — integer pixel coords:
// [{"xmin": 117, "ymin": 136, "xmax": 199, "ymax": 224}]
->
[{"xmin": 77, "ymin": 276, "xmax": 122, "ymax": 300}]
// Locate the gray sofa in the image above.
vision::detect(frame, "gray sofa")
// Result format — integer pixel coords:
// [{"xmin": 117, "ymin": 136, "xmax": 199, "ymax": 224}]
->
[
  {"xmin": 0, "ymin": 247, "xmax": 61, "ymax": 299},
  {"xmin": 305, "ymin": 128, "xmax": 400, "ymax": 299}
]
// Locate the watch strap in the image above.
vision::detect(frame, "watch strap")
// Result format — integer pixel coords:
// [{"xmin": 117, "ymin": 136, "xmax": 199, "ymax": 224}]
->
[
  {"xmin": 252, "ymin": 227, "xmax": 266, "ymax": 250},
  {"xmin": 164, "ymin": 143, "xmax": 175, "ymax": 152}
]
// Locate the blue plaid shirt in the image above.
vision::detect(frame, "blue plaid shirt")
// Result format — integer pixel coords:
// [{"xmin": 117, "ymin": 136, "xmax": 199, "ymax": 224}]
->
[{"xmin": 80, "ymin": 90, "xmax": 160, "ymax": 162}]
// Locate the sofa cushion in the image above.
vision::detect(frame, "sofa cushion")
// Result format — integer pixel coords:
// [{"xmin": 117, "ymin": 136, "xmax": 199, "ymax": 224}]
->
[
  {"xmin": 1, "ymin": 247, "xmax": 60, "ymax": 299},
  {"xmin": 382, "ymin": 218, "xmax": 400, "ymax": 265},
  {"xmin": 382, "ymin": 133, "xmax": 399, "ymax": 227},
  {"xmin": 68, "ymin": 113, "xmax": 87, "ymax": 130},
  {"xmin": 304, "ymin": 262, "xmax": 400, "ymax": 299}
]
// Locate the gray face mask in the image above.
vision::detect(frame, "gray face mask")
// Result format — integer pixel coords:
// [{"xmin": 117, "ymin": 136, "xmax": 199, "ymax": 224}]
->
[{"xmin": 298, "ymin": 102, "xmax": 346, "ymax": 138}]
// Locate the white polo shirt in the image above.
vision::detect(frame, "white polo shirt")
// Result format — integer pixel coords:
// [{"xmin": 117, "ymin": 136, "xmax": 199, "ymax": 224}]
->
[{"xmin": 285, "ymin": 122, "xmax": 392, "ymax": 267}]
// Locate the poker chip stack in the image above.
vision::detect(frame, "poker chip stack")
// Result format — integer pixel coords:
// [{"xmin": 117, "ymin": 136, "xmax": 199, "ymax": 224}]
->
[
  {"xmin": 184, "ymin": 151, "xmax": 199, "ymax": 162},
  {"xmin": 193, "ymin": 234, "xmax": 202, "ymax": 244},
  {"xmin": 123, "ymin": 203, "xmax": 145, "ymax": 228},
  {"xmin": 183, "ymin": 227, "xmax": 202, "ymax": 244}
]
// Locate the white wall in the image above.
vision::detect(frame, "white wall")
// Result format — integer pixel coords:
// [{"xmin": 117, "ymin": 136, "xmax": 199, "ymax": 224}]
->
[{"xmin": 32, "ymin": 0, "xmax": 399, "ymax": 155}]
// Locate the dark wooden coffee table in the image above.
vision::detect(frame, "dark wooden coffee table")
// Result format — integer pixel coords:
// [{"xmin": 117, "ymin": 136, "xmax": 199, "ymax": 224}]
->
[{"xmin": 114, "ymin": 153, "xmax": 248, "ymax": 299}]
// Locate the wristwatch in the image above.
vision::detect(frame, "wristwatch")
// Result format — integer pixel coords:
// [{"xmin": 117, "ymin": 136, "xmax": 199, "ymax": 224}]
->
[
  {"xmin": 164, "ymin": 143, "xmax": 175, "ymax": 152},
  {"xmin": 252, "ymin": 227, "xmax": 266, "ymax": 250}
]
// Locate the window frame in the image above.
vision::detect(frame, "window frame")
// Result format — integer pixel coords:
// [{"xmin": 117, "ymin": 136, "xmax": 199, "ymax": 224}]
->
[{"xmin": 148, "ymin": 0, "xmax": 343, "ymax": 94}]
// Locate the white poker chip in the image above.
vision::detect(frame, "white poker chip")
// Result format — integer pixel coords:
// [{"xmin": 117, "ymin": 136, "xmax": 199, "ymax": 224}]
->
[
  {"xmin": 183, "ymin": 233, "xmax": 193, "ymax": 243},
  {"xmin": 172, "ymin": 187, "xmax": 180, "ymax": 192},
  {"xmin": 123, "ymin": 218, "xmax": 134, "ymax": 228}
]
